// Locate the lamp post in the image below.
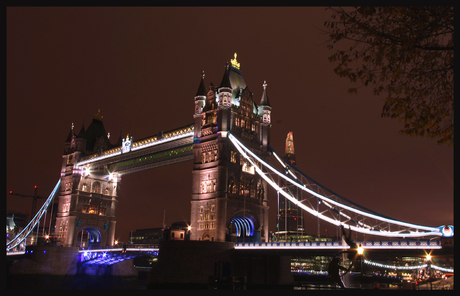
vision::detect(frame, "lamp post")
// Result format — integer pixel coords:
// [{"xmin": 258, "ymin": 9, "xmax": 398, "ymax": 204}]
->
[
  {"xmin": 186, "ymin": 225, "xmax": 191, "ymax": 240},
  {"xmin": 425, "ymin": 253, "xmax": 432, "ymax": 290},
  {"xmin": 357, "ymin": 244, "xmax": 364, "ymax": 289}
]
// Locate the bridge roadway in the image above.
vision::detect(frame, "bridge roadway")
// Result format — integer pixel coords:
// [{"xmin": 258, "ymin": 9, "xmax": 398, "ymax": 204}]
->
[
  {"xmin": 79, "ymin": 247, "xmax": 159, "ymax": 266},
  {"xmin": 234, "ymin": 240, "xmax": 453, "ymax": 260},
  {"xmin": 8, "ymin": 239, "xmax": 451, "ymax": 266}
]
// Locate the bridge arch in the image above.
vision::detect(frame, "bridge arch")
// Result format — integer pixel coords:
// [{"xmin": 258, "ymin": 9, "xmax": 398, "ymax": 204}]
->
[
  {"xmin": 76, "ymin": 226, "xmax": 102, "ymax": 249},
  {"xmin": 230, "ymin": 216, "xmax": 255, "ymax": 240}
]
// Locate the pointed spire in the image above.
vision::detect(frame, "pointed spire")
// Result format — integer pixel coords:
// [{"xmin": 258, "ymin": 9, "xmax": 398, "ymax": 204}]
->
[
  {"xmin": 65, "ymin": 125, "xmax": 73, "ymax": 143},
  {"xmin": 77, "ymin": 123, "xmax": 86, "ymax": 138},
  {"xmin": 260, "ymin": 80, "xmax": 270, "ymax": 107},
  {"xmin": 219, "ymin": 62, "xmax": 232, "ymax": 89},
  {"xmin": 195, "ymin": 71, "xmax": 207, "ymax": 97}
]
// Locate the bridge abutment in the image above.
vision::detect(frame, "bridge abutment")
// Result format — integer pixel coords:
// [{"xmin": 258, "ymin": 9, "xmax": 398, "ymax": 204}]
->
[
  {"xmin": 8, "ymin": 245, "xmax": 80, "ymax": 276},
  {"xmin": 147, "ymin": 240, "xmax": 293, "ymax": 289}
]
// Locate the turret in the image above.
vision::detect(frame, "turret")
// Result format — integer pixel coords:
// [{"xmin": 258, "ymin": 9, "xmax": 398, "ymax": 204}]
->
[
  {"xmin": 259, "ymin": 81, "xmax": 271, "ymax": 124},
  {"xmin": 194, "ymin": 71, "xmax": 206, "ymax": 114},
  {"xmin": 218, "ymin": 62, "xmax": 232, "ymax": 108},
  {"xmin": 259, "ymin": 81, "xmax": 271, "ymax": 151},
  {"xmin": 64, "ymin": 122, "xmax": 86, "ymax": 154},
  {"xmin": 64, "ymin": 124, "xmax": 74, "ymax": 154}
]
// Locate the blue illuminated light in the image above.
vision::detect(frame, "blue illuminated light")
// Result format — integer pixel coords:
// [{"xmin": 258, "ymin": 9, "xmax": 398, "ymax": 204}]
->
[
  {"xmin": 440, "ymin": 225, "xmax": 454, "ymax": 237},
  {"xmin": 231, "ymin": 216, "xmax": 254, "ymax": 237}
]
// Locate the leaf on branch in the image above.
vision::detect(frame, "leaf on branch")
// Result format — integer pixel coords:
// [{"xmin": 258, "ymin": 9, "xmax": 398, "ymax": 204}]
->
[
  {"xmin": 324, "ymin": 6, "xmax": 454, "ymax": 147},
  {"xmin": 348, "ymin": 88, "xmax": 358, "ymax": 94}
]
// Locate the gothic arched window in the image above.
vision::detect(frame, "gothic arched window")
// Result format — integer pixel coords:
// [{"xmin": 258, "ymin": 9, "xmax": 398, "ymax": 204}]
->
[{"xmin": 92, "ymin": 182, "xmax": 101, "ymax": 194}]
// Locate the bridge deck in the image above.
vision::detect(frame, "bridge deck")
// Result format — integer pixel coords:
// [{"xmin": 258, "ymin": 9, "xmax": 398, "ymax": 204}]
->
[
  {"xmin": 75, "ymin": 125, "xmax": 194, "ymax": 175},
  {"xmin": 235, "ymin": 240, "xmax": 441, "ymax": 250}
]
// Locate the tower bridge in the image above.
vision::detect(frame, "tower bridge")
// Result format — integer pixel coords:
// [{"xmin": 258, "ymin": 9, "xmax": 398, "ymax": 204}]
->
[
  {"xmin": 7, "ymin": 54, "xmax": 453, "ymax": 289},
  {"xmin": 7, "ymin": 53, "xmax": 453, "ymax": 257}
]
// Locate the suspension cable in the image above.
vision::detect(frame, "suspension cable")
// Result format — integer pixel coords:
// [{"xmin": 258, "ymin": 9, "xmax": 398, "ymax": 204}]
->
[
  {"xmin": 7, "ymin": 180, "xmax": 61, "ymax": 250},
  {"xmin": 228, "ymin": 133, "xmax": 441, "ymax": 238}
]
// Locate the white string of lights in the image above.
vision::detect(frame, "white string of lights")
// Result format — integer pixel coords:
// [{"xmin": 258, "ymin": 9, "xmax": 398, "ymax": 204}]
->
[{"xmin": 364, "ymin": 259, "xmax": 453, "ymax": 272}]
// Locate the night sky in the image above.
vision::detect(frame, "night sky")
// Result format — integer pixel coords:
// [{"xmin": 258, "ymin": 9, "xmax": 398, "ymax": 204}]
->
[{"xmin": 7, "ymin": 7, "xmax": 453, "ymax": 243}]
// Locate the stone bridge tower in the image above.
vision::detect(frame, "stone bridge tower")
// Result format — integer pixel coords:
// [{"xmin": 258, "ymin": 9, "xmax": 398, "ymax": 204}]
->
[
  {"xmin": 190, "ymin": 54, "xmax": 271, "ymax": 242},
  {"xmin": 56, "ymin": 110, "xmax": 119, "ymax": 248}
]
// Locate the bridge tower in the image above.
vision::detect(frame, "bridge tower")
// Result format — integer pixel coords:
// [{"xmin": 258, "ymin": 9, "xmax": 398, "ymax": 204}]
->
[
  {"xmin": 55, "ymin": 110, "xmax": 119, "ymax": 248},
  {"xmin": 190, "ymin": 54, "xmax": 271, "ymax": 242}
]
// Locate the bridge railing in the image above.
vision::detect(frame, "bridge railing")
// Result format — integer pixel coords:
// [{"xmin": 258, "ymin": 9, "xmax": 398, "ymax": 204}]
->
[{"xmin": 234, "ymin": 240, "xmax": 441, "ymax": 250}]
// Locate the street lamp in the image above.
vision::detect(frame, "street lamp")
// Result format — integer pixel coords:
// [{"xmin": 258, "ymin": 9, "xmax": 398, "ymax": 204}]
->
[
  {"xmin": 357, "ymin": 244, "xmax": 364, "ymax": 255},
  {"xmin": 425, "ymin": 253, "xmax": 433, "ymax": 290},
  {"xmin": 186, "ymin": 225, "xmax": 192, "ymax": 240},
  {"xmin": 426, "ymin": 254, "xmax": 432, "ymax": 261},
  {"xmin": 357, "ymin": 244, "xmax": 364, "ymax": 288}
]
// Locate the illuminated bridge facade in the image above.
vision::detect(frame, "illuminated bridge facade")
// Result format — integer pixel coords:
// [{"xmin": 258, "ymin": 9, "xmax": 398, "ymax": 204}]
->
[
  {"xmin": 7, "ymin": 54, "xmax": 453, "ymax": 254},
  {"xmin": 55, "ymin": 120, "xmax": 195, "ymax": 248}
]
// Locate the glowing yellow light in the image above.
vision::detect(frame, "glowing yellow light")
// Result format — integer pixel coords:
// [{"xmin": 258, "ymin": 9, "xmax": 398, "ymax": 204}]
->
[
  {"xmin": 83, "ymin": 167, "xmax": 90, "ymax": 175},
  {"xmin": 357, "ymin": 244, "xmax": 364, "ymax": 255},
  {"xmin": 231, "ymin": 52, "xmax": 240, "ymax": 70},
  {"xmin": 426, "ymin": 254, "xmax": 432, "ymax": 261}
]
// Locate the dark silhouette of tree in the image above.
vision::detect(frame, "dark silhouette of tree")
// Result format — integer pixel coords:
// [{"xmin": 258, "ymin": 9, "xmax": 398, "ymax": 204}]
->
[{"xmin": 324, "ymin": 7, "xmax": 453, "ymax": 146}]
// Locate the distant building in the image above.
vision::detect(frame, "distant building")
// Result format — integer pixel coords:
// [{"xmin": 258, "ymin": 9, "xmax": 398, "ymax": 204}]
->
[
  {"xmin": 130, "ymin": 228, "xmax": 164, "ymax": 245},
  {"xmin": 170, "ymin": 221, "xmax": 191, "ymax": 241},
  {"xmin": 6, "ymin": 211, "xmax": 28, "ymax": 230},
  {"xmin": 275, "ymin": 132, "xmax": 305, "ymax": 241},
  {"xmin": 6, "ymin": 212, "xmax": 28, "ymax": 251},
  {"xmin": 129, "ymin": 221, "xmax": 191, "ymax": 244}
]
